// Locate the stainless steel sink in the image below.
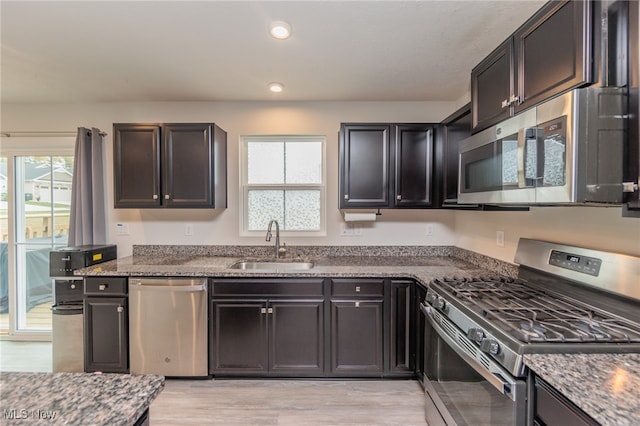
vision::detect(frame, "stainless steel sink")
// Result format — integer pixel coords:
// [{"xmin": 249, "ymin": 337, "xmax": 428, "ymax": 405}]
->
[{"xmin": 229, "ymin": 261, "xmax": 314, "ymax": 271}]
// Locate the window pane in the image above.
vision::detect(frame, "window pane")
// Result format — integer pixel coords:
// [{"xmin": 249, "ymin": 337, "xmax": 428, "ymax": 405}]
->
[
  {"xmin": 13, "ymin": 155, "xmax": 73, "ymax": 331},
  {"xmin": 247, "ymin": 190, "xmax": 284, "ymax": 231},
  {"xmin": 285, "ymin": 141, "xmax": 322, "ymax": 184},
  {"xmin": 247, "ymin": 142, "xmax": 284, "ymax": 184},
  {"xmin": 285, "ymin": 190, "xmax": 321, "ymax": 231}
]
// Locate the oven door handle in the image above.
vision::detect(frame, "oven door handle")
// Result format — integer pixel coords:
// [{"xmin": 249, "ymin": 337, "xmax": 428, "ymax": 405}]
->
[{"xmin": 421, "ymin": 304, "xmax": 520, "ymax": 402}]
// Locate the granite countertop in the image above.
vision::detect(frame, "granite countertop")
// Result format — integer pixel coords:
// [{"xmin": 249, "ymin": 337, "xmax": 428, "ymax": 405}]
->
[
  {"xmin": 0, "ymin": 372, "xmax": 164, "ymax": 425},
  {"xmin": 75, "ymin": 244, "xmax": 519, "ymax": 285},
  {"xmin": 524, "ymin": 353, "xmax": 640, "ymax": 426}
]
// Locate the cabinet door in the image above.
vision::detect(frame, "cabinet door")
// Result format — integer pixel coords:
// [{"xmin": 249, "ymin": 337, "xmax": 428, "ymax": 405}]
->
[
  {"xmin": 339, "ymin": 124, "xmax": 391, "ymax": 208},
  {"xmin": 534, "ymin": 375, "xmax": 599, "ymax": 426},
  {"xmin": 269, "ymin": 300, "xmax": 324, "ymax": 376},
  {"xmin": 471, "ymin": 39, "xmax": 514, "ymax": 133},
  {"xmin": 84, "ymin": 297, "xmax": 128, "ymax": 373},
  {"xmin": 440, "ymin": 105, "xmax": 472, "ymax": 205},
  {"xmin": 210, "ymin": 301, "xmax": 268, "ymax": 374},
  {"xmin": 330, "ymin": 300, "xmax": 383, "ymax": 375},
  {"xmin": 113, "ymin": 124, "xmax": 161, "ymax": 208},
  {"xmin": 389, "ymin": 280, "xmax": 414, "ymax": 375},
  {"xmin": 162, "ymin": 123, "xmax": 215, "ymax": 208},
  {"xmin": 514, "ymin": 0, "xmax": 591, "ymax": 114},
  {"xmin": 394, "ymin": 125, "xmax": 433, "ymax": 207}
]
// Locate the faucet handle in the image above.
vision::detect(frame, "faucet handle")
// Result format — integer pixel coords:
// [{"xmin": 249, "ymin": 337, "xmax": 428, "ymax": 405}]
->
[{"xmin": 278, "ymin": 242, "xmax": 287, "ymax": 258}]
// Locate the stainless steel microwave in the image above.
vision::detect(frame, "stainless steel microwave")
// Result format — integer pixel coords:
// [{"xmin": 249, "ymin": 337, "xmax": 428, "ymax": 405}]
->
[{"xmin": 458, "ymin": 87, "xmax": 626, "ymax": 205}]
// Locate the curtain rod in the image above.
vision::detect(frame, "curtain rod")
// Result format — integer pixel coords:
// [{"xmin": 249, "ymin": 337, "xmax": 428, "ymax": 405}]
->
[{"xmin": 0, "ymin": 130, "xmax": 107, "ymax": 138}]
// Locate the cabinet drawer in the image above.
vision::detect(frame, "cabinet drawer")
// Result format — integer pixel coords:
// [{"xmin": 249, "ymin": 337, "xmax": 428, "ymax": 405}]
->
[
  {"xmin": 331, "ymin": 279, "xmax": 384, "ymax": 297},
  {"xmin": 212, "ymin": 279, "xmax": 324, "ymax": 297},
  {"xmin": 84, "ymin": 277, "xmax": 128, "ymax": 295}
]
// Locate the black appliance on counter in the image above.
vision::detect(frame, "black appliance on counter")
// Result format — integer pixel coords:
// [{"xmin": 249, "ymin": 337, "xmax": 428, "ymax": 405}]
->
[
  {"xmin": 420, "ymin": 239, "xmax": 640, "ymax": 425},
  {"xmin": 49, "ymin": 244, "xmax": 117, "ymax": 277},
  {"xmin": 50, "ymin": 244, "xmax": 117, "ymax": 373}
]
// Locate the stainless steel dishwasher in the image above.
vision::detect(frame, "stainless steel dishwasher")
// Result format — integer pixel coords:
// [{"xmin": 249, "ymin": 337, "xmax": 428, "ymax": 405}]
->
[{"xmin": 129, "ymin": 277, "xmax": 208, "ymax": 377}]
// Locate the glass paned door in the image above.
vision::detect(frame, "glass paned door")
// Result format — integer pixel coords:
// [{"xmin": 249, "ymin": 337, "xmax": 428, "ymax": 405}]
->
[
  {"xmin": 0, "ymin": 156, "xmax": 8, "ymax": 331},
  {"xmin": 13, "ymin": 155, "xmax": 73, "ymax": 331}
]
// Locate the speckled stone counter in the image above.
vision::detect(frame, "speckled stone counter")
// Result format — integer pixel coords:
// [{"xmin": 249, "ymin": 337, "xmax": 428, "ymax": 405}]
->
[
  {"xmin": 0, "ymin": 372, "xmax": 164, "ymax": 425},
  {"xmin": 524, "ymin": 353, "xmax": 640, "ymax": 426},
  {"xmin": 76, "ymin": 244, "xmax": 519, "ymax": 285}
]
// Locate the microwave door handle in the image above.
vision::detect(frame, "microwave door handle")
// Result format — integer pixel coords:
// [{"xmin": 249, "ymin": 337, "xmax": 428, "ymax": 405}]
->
[
  {"xmin": 423, "ymin": 305, "xmax": 520, "ymax": 402},
  {"xmin": 517, "ymin": 128, "xmax": 527, "ymax": 188}
]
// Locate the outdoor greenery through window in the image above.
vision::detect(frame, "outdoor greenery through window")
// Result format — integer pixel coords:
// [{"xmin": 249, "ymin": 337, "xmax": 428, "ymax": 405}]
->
[{"xmin": 241, "ymin": 136, "xmax": 325, "ymax": 234}]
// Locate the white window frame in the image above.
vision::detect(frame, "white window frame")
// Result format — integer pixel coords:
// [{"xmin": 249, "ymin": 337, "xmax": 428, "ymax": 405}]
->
[
  {"xmin": 1, "ymin": 136, "xmax": 75, "ymax": 340},
  {"xmin": 239, "ymin": 135, "xmax": 326, "ymax": 237}
]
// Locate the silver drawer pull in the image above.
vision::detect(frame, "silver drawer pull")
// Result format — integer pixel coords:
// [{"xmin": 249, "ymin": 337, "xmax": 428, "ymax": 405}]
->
[
  {"xmin": 153, "ymin": 194, "xmax": 159, "ymax": 200},
  {"xmin": 268, "ymin": 308, "xmax": 273, "ymax": 314},
  {"xmin": 355, "ymin": 301, "xmax": 360, "ymax": 307},
  {"xmin": 117, "ymin": 306, "xmax": 123, "ymax": 313},
  {"xmin": 261, "ymin": 308, "xmax": 267, "ymax": 314},
  {"xmin": 355, "ymin": 286, "xmax": 361, "ymax": 292},
  {"xmin": 99, "ymin": 284, "xmax": 107, "ymax": 291}
]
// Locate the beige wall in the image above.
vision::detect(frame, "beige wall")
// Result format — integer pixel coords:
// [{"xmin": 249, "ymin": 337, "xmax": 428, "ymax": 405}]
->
[
  {"xmin": 454, "ymin": 207, "xmax": 640, "ymax": 263},
  {"xmin": 2, "ymin": 101, "xmax": 638, "ymax": 260}
]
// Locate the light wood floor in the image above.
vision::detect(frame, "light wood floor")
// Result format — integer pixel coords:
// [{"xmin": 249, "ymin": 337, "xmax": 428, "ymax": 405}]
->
[
  {"xmin": 0, "ymin": 341, "xmax": 428, "ymax": 425},
  {"xmin": 150, "ymin": 379, "xmax": 427, "ymax": 425}
]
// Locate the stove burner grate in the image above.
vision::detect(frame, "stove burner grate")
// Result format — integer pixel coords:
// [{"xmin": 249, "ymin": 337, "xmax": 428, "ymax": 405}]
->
[{"xmin": 433, "ymin": 277, "xmax": 640, "ymax": 344}]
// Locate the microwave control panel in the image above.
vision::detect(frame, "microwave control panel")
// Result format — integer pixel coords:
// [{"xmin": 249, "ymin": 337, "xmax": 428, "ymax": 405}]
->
[{"xmin": 548, "ymin": 250, "xmax": 602, "ymax": 277}]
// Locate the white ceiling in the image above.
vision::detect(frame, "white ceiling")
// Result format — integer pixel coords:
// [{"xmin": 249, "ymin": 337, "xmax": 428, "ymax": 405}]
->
[{"xmin": 1, "ymin": 0, "xmax": 546, "ymax": 103}]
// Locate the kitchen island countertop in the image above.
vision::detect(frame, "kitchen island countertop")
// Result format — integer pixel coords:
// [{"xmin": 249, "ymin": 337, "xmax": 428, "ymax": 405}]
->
[
  {"xmin": 524, "ymin": 353, "xmax": 640, "ymax": 426},
  {"xmin": 0, "ymin": 372, "xmax": 164, "ymax": 425}
]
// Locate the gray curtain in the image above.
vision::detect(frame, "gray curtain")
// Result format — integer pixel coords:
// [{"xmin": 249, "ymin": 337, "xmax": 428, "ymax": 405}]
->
[{"xmin": 68, "ymin": 127, "xmax": 107, "ymax": 246}]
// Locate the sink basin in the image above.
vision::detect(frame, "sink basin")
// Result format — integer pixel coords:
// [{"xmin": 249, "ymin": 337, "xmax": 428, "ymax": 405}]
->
[{"xmin": 229, "ymin": 261, "xmax": 314, "ymax": 271}]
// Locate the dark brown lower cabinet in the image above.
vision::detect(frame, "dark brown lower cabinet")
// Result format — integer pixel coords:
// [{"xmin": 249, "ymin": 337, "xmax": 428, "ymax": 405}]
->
[
  {"xmin": 84, "ymin": 297, "xmax": 128, "ymax": 373},
  {"xmin": 210, "ymin": 299, "xmax": 324, "ymax": 377},
  {"xmin": 533, "ymin": 374, "xmax": 598, "ymax": 426},
  {"xmin": 389, "ymin": 280, "xmax": 414, "ymax": 375},
  {"xmin": 330, "ymin": 300, "xmax": 384, "ymax": 376}
]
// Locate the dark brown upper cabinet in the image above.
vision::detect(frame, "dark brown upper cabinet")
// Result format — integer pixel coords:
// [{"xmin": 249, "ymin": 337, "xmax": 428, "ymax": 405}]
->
[
  {"xmin": 339, "ymin": 123, "xmax": 434, "ymax": 209},
  {"xmin": 114, "ymin": 123, "xmax": 227, "ymax": 208},
  {"xmin": 471, "ymin": 0, "xmax": 592, "ymax": 133},
  {"xmin": 437, "ymin": 104, "xmax": 472, "ymax": 207}
]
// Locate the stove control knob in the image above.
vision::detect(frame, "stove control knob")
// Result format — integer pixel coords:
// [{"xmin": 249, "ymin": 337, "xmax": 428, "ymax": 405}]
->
[
  {"xmin": 467, "ymin": 328, "xmax": 484, "ymax": 343},
  {"xmin": 480, "ymin": 338, "xmax": 500, "ymax": 356},
  {"xmin": 435, "ymin": 297, "xmax": 446, "ymax": 310},
  {"xmin": 426, "ymin": 291, "xmax": 437, "ymax": 306}
]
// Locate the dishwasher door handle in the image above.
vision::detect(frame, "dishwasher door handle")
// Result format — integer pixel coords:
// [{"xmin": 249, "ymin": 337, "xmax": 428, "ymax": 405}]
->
[{"xmin": 130, "ymin": 283, "xmax": 207, "ymax": 293}]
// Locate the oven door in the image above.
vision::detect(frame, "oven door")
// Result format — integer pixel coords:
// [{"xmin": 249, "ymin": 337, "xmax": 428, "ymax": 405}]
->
[{"xmin": 421, "ymin": 304, "xmax": 527, "ymax": 426}]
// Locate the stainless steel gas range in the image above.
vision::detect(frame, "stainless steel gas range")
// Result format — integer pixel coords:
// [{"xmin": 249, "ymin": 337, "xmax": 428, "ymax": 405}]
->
[{"xmin": 421, "ymin": 238, "xmax": 640, "ymax": 426}]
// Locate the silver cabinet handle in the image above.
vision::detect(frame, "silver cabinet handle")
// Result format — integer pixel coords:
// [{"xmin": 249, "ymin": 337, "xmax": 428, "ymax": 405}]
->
[
  {"xmin": 355, "ymin": 286, "xmax": 361, "ymax": 292},
  {"xmin": 268, "ymin": 308, "xmax": 273, "ymax": 314},
  {"xmin": 99, "ymin": 284, "xmax": 107, "ymax": 291},
  {"xmin": 509, "ymin": 94, "xmax": 520, "ymax": 105},
  {"xmin": 344, "ymin": 194, "xmax": 349, "ymax": 200},
  {"xmin": 153, "ymin": 194, "xmax": 159, "ymax": 200},
  {"xmin": 501, "ymin": 99, "xmax": 510, "ymax": 108},
  {"xmin": 261, "ymin": 308, "xmax": 267, "ymax": 314},
  {"xmin": 164, "ymin": 194, "xmax": 170, "ymax": 200},
  {"xmin": 396, "ymin": 195, "xmax": 402, "ymax": 200},
  {"xmin": 355, "ymin": 301, "xmax": 360, "ymax": 307},
  {"xmin": 117, "ymin": 306, "xmax": 123, "ymax": 313}
]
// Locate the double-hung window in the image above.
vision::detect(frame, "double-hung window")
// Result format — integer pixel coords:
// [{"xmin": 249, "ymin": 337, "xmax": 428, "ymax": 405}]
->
[{"xmin": 240, "ymin": 136, "xmax": 325, "ymax": 235}]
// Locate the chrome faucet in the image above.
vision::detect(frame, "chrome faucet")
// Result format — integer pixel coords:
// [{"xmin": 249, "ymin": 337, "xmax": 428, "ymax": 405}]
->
[{"xmin": 265, "ymin": 220, "xmax": 286, "ymax": 258}]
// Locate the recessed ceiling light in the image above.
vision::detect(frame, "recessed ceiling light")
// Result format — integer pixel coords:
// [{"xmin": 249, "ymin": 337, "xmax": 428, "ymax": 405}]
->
[
  {"xmin": 269, "ymin": 21, "xmax": 291, "ymax": 40},
  {"xmin": 268, "ymin": 82, "xmax": 284, "ymax": 93}
]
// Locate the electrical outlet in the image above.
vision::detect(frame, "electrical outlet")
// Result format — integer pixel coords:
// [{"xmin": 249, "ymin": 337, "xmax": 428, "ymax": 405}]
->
[
  {"xmin": 340, "ymin": 224, "xmax": 354, "ymax": 236},
  {"xmin": 116, "ymin": 223, "xmax": 129, "ymax": 236},
  {"xmin": 496, "ymin": 230, "xmax": 505, "ymax": 247},
  {"xmin": 353, "ymin": 224, "xmax": 363, "ymax": 236},
  {"xmin": 185, "ymin": 224, "xmax": 194, "ymax": 236},
  {"xmin": 426, "ymin": 224, "xmax": 434, "ymax": 236}
]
